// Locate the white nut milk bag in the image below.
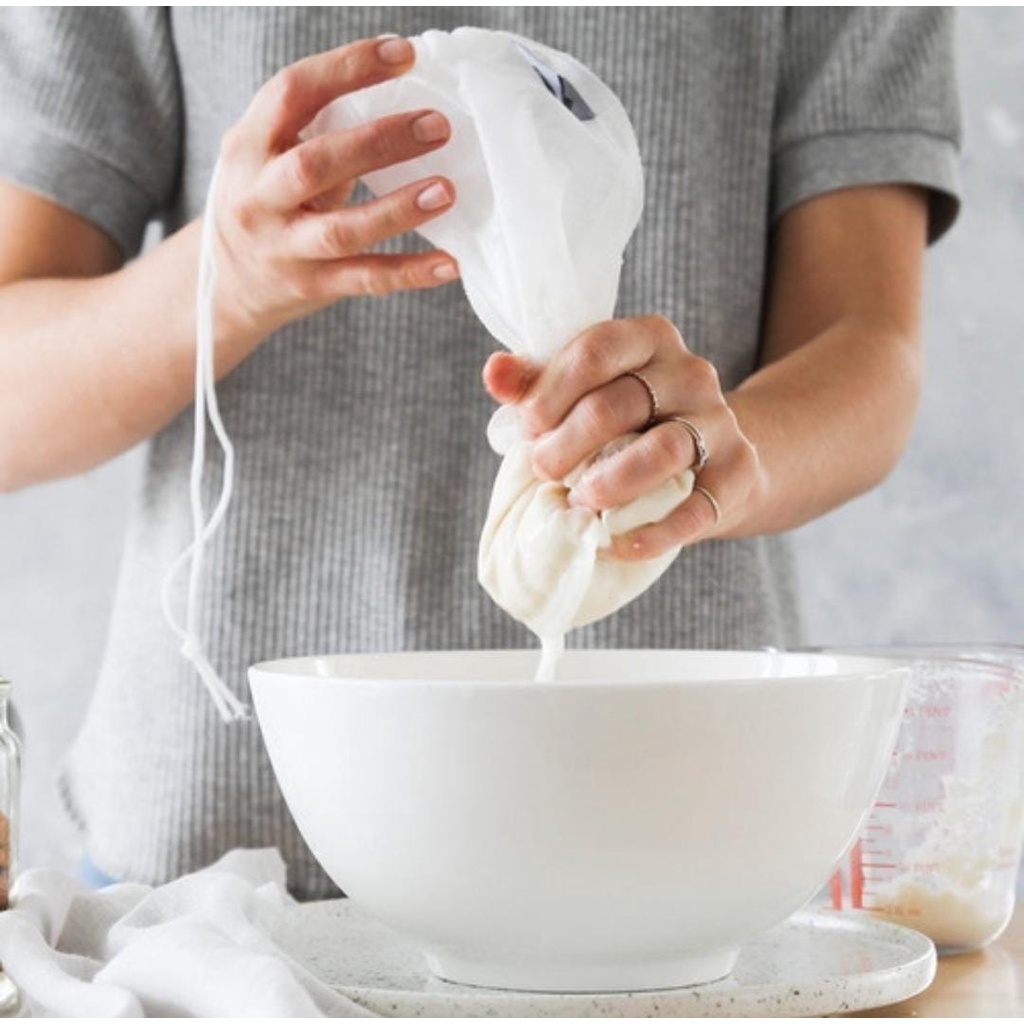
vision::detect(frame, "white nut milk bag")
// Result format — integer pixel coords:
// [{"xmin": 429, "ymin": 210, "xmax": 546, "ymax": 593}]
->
[
  {"xmin": 168, "ymin": 29, "xmax": 697, "ymax": 718},
  {"xmin": 317, "ymin": 28, "xmax": 695, "ymax": 676}
]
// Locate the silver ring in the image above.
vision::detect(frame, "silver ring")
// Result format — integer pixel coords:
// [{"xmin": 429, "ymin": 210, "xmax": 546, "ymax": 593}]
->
[
  {"xmin": 665, "ymin": 417, "xmax": 710, "ymax": 474},
  {"xmin": 625, "ymin": 370, "xmax": 659, "ymax": 429},
  {"xmin": 693, "ymin": 484, "xmax": 722, "ymax": 526}
]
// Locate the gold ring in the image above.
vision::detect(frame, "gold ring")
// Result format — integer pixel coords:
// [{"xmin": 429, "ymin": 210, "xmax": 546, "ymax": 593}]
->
[
  {"xmin": 664, "ymin": 417, "xmax": 709, "ymax": 474},
  {"xmin": 693, "ymin": 484, "xmax": 722, "ymax": 526},
  {"xmin": 625, "ymin": 370, "xmax": 659, "ymax": 429}
]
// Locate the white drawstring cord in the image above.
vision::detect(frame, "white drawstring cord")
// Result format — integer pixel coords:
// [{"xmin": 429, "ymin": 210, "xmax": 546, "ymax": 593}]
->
[{"xmin": 160, "ymin": 159, "xmax": 250, "ymax": 723}]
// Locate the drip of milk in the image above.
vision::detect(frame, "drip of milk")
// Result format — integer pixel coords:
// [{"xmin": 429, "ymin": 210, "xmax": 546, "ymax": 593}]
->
[
  {"xmin": 480, "ymin": 440, "xmax": 695, "ymax": 683},
  {"xmin": 536, "ymin": 634, "xmax": 566, "ymax": 683}
]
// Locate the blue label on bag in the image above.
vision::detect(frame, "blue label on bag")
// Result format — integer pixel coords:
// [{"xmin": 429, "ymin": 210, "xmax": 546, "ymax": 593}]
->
[{"xmin": 515, "ymin": 43, "xmax": 596, "ymax": 122}]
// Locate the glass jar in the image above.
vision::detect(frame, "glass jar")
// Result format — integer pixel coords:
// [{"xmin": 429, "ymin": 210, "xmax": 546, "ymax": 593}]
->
[
  {"xmin": 0, "ymin": 678, "xmax": 20, "ymax": 911},
  {"xmin": 819, "ymin": 648, "xmax": 1024, "ymax": 954}
]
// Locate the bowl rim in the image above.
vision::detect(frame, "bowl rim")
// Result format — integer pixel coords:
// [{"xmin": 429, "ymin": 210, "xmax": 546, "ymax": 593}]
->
[
  {"xmin": 247, "ymin": 648, "xmax": 911, "ymax": 690},
  {"xmin": 797, "ymin": 644, "xmax": 1023, "ymax": 689}
]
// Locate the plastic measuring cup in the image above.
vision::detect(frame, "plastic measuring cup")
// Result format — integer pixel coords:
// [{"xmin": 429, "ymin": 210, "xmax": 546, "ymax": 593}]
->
[{"xmin": 823, "ymin": 646, "xmax": 1024, "ymax": 954}]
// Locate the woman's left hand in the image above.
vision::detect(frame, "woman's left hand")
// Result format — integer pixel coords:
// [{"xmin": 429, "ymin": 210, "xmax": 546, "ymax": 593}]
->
[{"xmin": 482, "ymin": 315, "xmax": 767, "ymax": 561}]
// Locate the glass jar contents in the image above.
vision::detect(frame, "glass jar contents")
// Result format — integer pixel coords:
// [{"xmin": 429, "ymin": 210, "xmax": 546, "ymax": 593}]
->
[
  {"xmin": 0, "ymin": 677, "xmax": 20, "ymax": 910},
  {"xmin": 825, "ymin": 650, "xmax": 1024, "ymax": 954}
]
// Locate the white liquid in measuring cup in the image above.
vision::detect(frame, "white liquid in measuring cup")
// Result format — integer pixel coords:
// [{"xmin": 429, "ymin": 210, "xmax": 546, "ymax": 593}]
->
[
  {"xmin": 840, "ymin": 670, "xmax": 1024, "ymax": 952},
  {"xmin": 862, "ymin": 769, "xmax": 1024, "ymax": 950},
  {"xmin": 876, "ymin": 881, "xmax": 1012, "ymax": 951}
]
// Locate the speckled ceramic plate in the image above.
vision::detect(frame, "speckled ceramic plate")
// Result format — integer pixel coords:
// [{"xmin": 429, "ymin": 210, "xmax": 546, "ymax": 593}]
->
[{"xmin": 276, "ymin": 901, "xmax": 936, "ymax": 1017}]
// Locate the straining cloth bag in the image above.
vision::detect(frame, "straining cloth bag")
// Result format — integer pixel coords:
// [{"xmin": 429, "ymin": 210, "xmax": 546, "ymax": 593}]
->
[
  {"xmin": 166, "ymin": 29, "xmax": 695, "ymax": 719},
  {"xmin": 314, "ymin": 28, "xmax": 693, "ymax": 657}
]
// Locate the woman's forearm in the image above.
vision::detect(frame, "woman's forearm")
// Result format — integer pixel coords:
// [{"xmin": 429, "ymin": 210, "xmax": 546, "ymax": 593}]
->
[
  {"xmin": 0, "ymin": 219, "xmax": 264, "ymax": 492},
  {"xmin": 722, "ymin": 184, "xmax": 928, "ymax": 539},
  {"xmin": 725, "ymin": 313, "xmax": 922, "ymax": 538}
]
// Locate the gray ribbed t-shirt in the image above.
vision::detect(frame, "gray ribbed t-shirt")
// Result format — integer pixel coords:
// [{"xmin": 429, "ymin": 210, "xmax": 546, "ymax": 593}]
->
[{"xmin": 0, "ymin": 8, "xmax": 960, "ymax": 898}]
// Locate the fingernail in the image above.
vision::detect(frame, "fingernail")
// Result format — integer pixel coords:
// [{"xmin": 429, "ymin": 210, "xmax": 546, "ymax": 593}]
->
[
  {"xmin": 416, "ymin": 181, "xmax": 452, "ymax": 211},
  {"xmin": 432, "ymin": 261, "xmax": 458, "ymax": 282},
  {"xmin": 377, "ymin": 37, "xmax": 413, "ymax": 64},
  {"xmin": 411, "ymin": 112, "xmax": 449, "ymax": 144}
]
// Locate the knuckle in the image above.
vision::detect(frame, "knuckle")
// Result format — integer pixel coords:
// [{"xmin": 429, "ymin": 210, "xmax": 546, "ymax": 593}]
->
[
  {"xmin": 373, "ymin": 261, "xmax": 416, "ymax": 296},
  {"xmin": 735, "ymin": 436, "xmax": 762, "ymax": 481},
  {"xmin": 330, "ymin": 47, "xmax": 362, "ymax": 83},
  {"xmin": 400, "ymin": 260, "xmax": 429, "ymax": 292},
  {"xmin": 568, "ymin": 333, "xmax": 612, "ymax": 383},
  {"xmin": 675, "ymin": 501, "xmax": 707, "ymax": 538},
  {"xmin": 354, "ymin": 267, "xmax": 388, "ymax": 297},
  {"xmin": 374, "ymin": 195, "xmax": 408, "ymax": 238},
  {"xmin": 288, "ymin": 269, "xmax": 322, "ymax": 304},
  {"xmin": 288, "ymin": 143, "xmax": 325, "ymax": 195},
  {"xmin": 531, "ymin": 444, "xmax": 561, "ymax": 480},
  {"xmin": 225, "ymin": 195, "xmax": 258, "ymax": 236},
  {"xmin": 643, "ymin": 314, "xmax": 686, "ymax": 355},
  {"xmin": 318, "ymin": 215, "xmax": 358, "ymax": 258},
  {"xmin": 520, "ymin": 398, "xmax": 549, "ymax": 437},
  {"xmin": 691, "ymin": 357, "xmax": 721, "ymax": 396},
  {"xmin": 269, "ymin": 67, "xmax": 303, "ymax": 115},
  {"xmin": 579, "ymin": 390, "xmax": 618, "ymax": 434},
  {"xmin": 359, "ymin": 119, "xmax": 398, "ymax": 167},
  {"xmin": 648, "ymin": 313, "xmax": 681, "ymax": 341},
  {"xmin": 648, "ymin": 424, "xmax": 691, "ymax": 469},
  {"xmin": 583, "ymin": 473, "xmax": 617, "ymax": 510}
]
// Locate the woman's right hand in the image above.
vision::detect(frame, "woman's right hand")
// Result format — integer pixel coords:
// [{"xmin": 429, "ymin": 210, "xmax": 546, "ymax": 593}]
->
[
  {"xmin": 0, "ymin": 35, "xmax": 459, "ymax": 490},
  {"xmin": 213, "ymin": 35, "xmax": 459, "ymax": 348}
]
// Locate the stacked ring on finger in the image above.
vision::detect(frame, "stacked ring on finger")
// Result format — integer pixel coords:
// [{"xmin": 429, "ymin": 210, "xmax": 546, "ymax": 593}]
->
[
  {"xmin": 693, "ymin": 484, "xmax": 722, "ymax": 525},
  {"xmin": 624, "ymin": 370, "xmax": 660, "ymax": 429},
  {"xmin": 662, "ymin": 416, "xmax": 710, "ymax": 474}
]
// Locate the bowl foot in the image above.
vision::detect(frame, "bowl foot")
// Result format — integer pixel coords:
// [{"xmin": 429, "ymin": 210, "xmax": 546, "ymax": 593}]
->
[{"xmin": 425, "ymin": 947, "xmax": 740, "ymax": 993}]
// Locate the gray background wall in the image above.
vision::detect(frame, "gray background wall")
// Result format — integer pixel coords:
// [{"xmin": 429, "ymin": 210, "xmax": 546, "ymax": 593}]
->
[{"xmin": 1, "ymin": 8, "xmax": 1022, "ymax": 876}]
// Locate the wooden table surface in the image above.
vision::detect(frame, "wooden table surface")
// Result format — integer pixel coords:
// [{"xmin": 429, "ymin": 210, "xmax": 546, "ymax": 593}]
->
[{"xmin": 848, "ymin": 905, "xmax": 1024, "ymax": 1017}]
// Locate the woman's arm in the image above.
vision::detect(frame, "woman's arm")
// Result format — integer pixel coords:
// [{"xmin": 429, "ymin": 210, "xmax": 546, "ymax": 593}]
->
[
  {"xmin": 0, "ymin": 35, "xmax": 458, "ymax": 493},
  {"xmin": 0, "ymin": 192, "xmax": 201, "ymax": 490},
  {"xmin": 725, "ymin": 184, "xmax": 927, "ymax": 537},
  {"xmin": 483, "ymin": 184, "xmax": 929, "ymax": 559}
]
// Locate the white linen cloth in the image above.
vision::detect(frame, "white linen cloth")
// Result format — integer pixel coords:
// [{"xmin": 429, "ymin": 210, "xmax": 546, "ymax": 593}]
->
[{"xmin": 0, "ymin": 849, "xmax": 370, "ymax": 1017}]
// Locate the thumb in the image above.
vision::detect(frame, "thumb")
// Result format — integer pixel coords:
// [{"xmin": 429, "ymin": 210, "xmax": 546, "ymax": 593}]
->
[{"xmin": 482, "ymin": 351, "xmax": 540, "ymax": 404}]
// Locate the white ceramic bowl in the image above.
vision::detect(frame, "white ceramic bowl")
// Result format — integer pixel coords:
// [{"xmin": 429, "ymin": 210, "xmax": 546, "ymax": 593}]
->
[{"xmin": 249, "ymin": 649, "xmax": 908, "ymax": 993}]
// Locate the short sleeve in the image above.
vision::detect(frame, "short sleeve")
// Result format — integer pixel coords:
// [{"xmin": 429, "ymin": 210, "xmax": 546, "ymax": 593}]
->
[
  {"xmin": 772, "ymin": 8, "xmax": 962, "ymax": 244},
  {"xmin": 0, "ymin": 8, "xmax": 183, "ymax": 257}
]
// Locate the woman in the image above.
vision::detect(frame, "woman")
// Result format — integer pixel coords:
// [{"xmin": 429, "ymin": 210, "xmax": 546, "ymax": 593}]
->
[{"xmin": 0, "ymin": 8, "xmax": 960, "ymax": 896}]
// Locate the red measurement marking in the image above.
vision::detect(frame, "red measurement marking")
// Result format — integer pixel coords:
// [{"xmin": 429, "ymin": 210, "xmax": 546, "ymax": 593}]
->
[
  {"xmin": 851, "ymin": 840, "xmax": 864, "ymax": 909},
  {"xmin": 874, "ymin": 802, "xmax": 897, "ymax": 808},
  {"xmin": 861, "ymin": 861, "xmax": 898, "ymax": 869},
  {"xmin": 907, "ymin": 749, "xmax": 949, "ymax": 762},
  {"xmin": 830, "ymin": 870, "xmax": 843, "ymax": 910}
]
